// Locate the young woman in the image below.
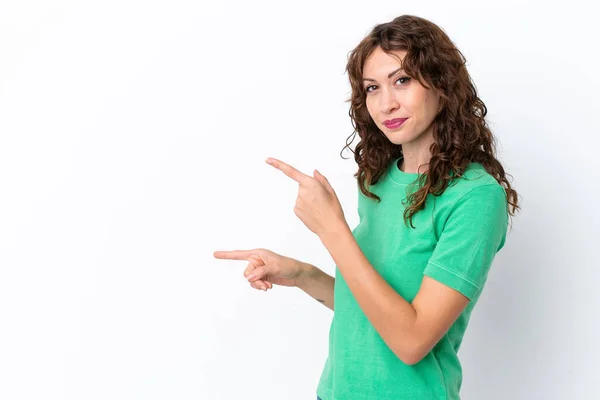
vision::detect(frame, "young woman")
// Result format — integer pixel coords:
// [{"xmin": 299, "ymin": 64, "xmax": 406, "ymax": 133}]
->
[{"xmin": 214, "ymin": 14, "xmax": 520, "ymax": 400}]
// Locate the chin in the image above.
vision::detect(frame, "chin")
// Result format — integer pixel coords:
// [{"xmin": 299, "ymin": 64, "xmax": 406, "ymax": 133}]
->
[
  {"xmin": 380, "ymin": 123, "xmax": 414, "ymax": 144},
  {"xmin": 384, "ymin": 131, "xmax": 415, "ymax": 146}
]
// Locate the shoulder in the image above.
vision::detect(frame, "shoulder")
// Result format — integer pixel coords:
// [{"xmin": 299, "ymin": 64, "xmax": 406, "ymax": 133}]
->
[
  {"xmin": 433, "ymin": 163, "xmax": 508, "ymax": 231},
  {"xmin": 441, "ymin": 162, "xmax": 506, "ymax": 203}
]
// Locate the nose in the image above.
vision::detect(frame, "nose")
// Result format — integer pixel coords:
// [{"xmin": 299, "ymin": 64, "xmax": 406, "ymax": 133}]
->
[{"xmin": 380, "ymin": 87, "xmax": 400, "ymax": 115}]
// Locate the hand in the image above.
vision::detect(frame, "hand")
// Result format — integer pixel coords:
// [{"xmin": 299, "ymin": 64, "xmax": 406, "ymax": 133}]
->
[
  {"xmin": 265, "ymin": 157, "xmax": 348, "ymax": 238},
  {"xmin": 213, "ymin": 248, "xmax": 306, "ymax": 291}
]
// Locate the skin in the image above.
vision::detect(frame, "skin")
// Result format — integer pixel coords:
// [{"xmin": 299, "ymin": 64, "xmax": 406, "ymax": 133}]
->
[{"xmin": 214, "ymin": 46, "xmax": 470, "ymax": 365}]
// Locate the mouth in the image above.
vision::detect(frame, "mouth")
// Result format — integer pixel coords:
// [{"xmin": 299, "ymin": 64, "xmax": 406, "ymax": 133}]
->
[{"xmin": 383, "ymin": 118, "xmax": 408, "ymax": 129}]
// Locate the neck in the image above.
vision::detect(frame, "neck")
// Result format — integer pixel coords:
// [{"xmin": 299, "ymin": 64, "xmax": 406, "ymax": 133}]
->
[
  {"xmin": 399, "ymin": 125, "xmax": 435, "ymax": 174},
  {"xmin": 399, "ymin": 144, "xmax": 433, "ymax": 174}
]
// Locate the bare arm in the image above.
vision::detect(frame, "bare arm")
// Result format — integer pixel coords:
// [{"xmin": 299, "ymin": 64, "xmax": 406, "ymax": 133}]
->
[
  {"xmin": 296, "ymin": 262, "xmax": 335, "ymax": 311},
  {"xmin": 319, "ymin": 225, "xmax": 469, "ymax": 365}
]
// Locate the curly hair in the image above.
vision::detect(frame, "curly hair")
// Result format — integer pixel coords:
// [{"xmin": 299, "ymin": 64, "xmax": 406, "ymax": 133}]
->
[{"xmin": 341, "ymin": 15, "xmax": 520, "ymax": 228}]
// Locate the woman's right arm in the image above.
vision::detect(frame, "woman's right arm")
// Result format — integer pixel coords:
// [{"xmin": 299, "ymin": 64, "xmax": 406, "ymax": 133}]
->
[{"xmin": 296, "ymin": 262, "xmax": 335, "ymax": 311}]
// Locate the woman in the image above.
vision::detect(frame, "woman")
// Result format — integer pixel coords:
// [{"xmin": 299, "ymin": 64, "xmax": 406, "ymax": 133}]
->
[{"xmin": 214, "ymin": 14, "xmax": 520, "ymax": 400}]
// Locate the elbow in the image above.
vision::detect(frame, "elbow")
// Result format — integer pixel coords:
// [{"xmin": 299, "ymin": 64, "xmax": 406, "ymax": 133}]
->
[
  {"xmin": 392, "ymin": 339, "xmax": 429, "ymax": 366},
  {"xmin": 405, "ymin": 353, "xmax": 427, "ymax": 366},
  {"xmin": 395, "ymin": 350, "xmax": 425, "ymax": 366}
]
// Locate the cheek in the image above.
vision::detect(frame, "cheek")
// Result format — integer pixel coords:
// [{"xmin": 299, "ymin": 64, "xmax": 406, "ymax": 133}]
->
[
  {"xmin": 365, "ymin": 97, "xmax": 376, "ymax": 119},
  {"xmin": 423, "ymin": 95, "xmax": 440, "ymax": 120},
  {"xmin": 413, "ymin": 92, "xmax": 437, "ymax": 121}
]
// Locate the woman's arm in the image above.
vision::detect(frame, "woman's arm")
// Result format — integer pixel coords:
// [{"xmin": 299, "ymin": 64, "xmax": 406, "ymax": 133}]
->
[
  {"xmin": 296, "ymin": 262, "xmax": 335, "ymax": 311},
  {"xmin": 320, "ymin": 224, "xmax": 469, "ymax": 365}
]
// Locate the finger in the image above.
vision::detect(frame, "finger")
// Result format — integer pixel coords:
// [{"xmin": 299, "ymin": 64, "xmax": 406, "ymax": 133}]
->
[
  {"xmin": 247, "ymin": 274, "xmax": 268, "ymax": 291},
  {"xmin": 243, "ymin": 261, "xmax": 256, "ymax": 279},
  {"xmin": 316, "ymin": 170, "xmax": 341, "ymax": 202},
  {"xmin": 314, "ymin": 170, "xmax": 335, "ymax": 195},
  {"xmin": 250, "ymin": 281, "xmax": 266, "ymax": 292},
  {"xmin": 244, "ymin": 261, "xmax": 269, "ymax": 291},
  {"xmin": 243, "ymin": 256, "xmax": 266, "ymax": 277},
  {"xmin": 266, "ymin": 157, "xmax": 312, "ymax": 185},
  {"xmin": 213, "ymin": 250, "xmax": 254, "ymax": 260},
  {"xmin": 246, "ymin": 265, "xmax": 268, "ymax": 282},
  {"xmin": 250, "ymin": 280, "xmax": 268, "ymax": 291}
]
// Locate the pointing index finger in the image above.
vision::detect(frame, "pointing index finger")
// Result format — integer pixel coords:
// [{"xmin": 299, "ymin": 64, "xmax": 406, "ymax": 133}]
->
[
  {"xmin": 266, "ymin": 157, "xmax": 311, "ymax": 184},
  {"xmin": 213, "ymin": 250, "xmax": 252, "ymax": 260}
]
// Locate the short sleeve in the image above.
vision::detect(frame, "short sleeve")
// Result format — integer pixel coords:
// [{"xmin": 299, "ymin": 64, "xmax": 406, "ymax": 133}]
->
[{"xmin": 423, "ymin": 184, "xmax": 509, "ymax": 300}]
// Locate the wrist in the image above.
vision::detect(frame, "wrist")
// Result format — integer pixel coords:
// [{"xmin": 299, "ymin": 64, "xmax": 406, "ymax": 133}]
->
[
  {"xmin": 319, "ymin": 220, "xmax": 351, "ymax": 247},
  {"xmin": 295, "ymin": 261, "xmax": 316, "ymax": 289}
]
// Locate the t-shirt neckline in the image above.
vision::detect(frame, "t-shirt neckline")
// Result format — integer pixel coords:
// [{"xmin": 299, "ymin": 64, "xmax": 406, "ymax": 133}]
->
[{"xmin": 388, "ymin": 155, "xmax": 423, "ymax": 186}]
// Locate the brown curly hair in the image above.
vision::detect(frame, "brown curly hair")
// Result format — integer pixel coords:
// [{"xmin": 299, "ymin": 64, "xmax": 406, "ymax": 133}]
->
[{"xmin": 341, "ymin": 15, "xmax": 520, "ymax": 228}]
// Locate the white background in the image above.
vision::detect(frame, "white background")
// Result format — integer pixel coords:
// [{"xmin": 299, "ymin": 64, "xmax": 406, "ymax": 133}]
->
[{"xmin": 1, "ymin": 1, "xmax": 598, "ymax": 399}]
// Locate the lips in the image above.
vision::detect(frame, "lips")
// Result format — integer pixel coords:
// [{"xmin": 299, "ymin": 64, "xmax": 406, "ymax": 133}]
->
[{"xmin": 383, "ymin": 118, "xmax": 408, "ymax": 128}]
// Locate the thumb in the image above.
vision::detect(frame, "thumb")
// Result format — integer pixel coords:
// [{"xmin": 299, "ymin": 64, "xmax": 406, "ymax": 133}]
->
[
  {"xmin": 313, "ymin": 169, "xmax": 327, "ymax": 185},
  {"xmin": 247, "ymin": 265, "xmax": 268, "ymax": 281},
  {"xmin": 314, "ymin": 170, "xmax": 334, "ymax": 193}
]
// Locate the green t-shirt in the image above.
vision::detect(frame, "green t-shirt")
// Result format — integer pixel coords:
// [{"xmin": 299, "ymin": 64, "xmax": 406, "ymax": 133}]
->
[{"xmin": 316, "ymin": 156, "xmax": 509, "ymax": 400}]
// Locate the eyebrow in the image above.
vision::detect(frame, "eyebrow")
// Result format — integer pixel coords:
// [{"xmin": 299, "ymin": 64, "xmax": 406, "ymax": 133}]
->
[{"xmin": 362, "ymin": 67, "xmax": 404, "ymax": 82}]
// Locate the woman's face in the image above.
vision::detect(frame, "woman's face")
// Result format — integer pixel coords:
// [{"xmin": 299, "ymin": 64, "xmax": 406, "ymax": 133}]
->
[{"xmin": 362, "ymin": 47, "xmax": 440, "ymax": 148}]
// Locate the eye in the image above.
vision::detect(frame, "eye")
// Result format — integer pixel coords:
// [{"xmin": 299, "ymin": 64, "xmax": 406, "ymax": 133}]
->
[{"xmin": 364, "ymin": 76, "xmax": 411, "ymax": 93}]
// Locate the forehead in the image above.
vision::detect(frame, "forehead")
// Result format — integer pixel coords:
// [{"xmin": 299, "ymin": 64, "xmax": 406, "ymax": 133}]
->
[{"xmin": 363, "ymin": 48, "xmax": 407, "ymax": 75}]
